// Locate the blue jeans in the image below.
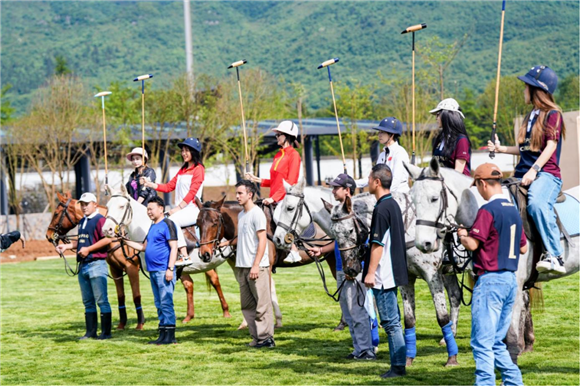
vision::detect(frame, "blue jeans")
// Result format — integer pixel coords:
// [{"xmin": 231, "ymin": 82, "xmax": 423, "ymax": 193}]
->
[
  {"xmin": 527, "ymin": 171, "xmax": 563, "ymax": 257},
  {"xmin": 150, "ymin": 271, "xmax": 176, "ymax": 326},
  {"xmin": 78, "ymin": 259, "xmax": 111, "ymax": 313},
  {"xmin": 372, "ymin": 287, "xmax": 406, "ymax": 367},
  {"xmin": 471, "ymin": 271, "xmax": 522, "ymax": 386}
]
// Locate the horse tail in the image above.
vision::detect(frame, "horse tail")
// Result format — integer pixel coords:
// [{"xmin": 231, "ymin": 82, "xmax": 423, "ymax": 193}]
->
[{"xmin": 529, "ymin": 284, "xmax": 544, "ymax": 313}]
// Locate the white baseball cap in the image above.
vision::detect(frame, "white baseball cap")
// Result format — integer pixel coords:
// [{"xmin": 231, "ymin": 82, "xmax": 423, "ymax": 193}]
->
[
  {"xmin": 78, "ymin": 192, "xmax": 97, "ymax": 203},
  {"xmin": 126, "ymin": 147, "xmax": 148, "ymax": 162},
  {"xmin": 272, "ymin": 120, "xmax": 298, "ymax": 137},
  {"xmin": 429, "ymin": 98, "xmax": 465, "ymax": 119}
]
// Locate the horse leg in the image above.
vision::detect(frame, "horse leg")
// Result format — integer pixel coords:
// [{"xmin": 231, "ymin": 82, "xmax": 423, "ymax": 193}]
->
[
  {"xmin": 269, "ymin": 269, "xmax": 283, "ymax": 328},
  {"xmin": 424, "ymin": 270, "xmax": 459, "ymax": 367},
  {"xmin": 442, "ymin": 273, "xmax": 462, "ymax": 336},
  {"xmin": 125, "ymin": 261, "xmax": 145, "ymax": 330},
  {"xmin": 522, "ymin": 291, "xmax": 535, "ymax": 353},
  {"xmin": 400, "ymin": 276, "xmax": 417, "ymax": 367},
  {"xmin": 110, "ymin": 264, "xmax": 127, "ymax": 330},
  {"xmin": 205, "ymin": 270, "xmax": 231, "ymax": 318},
  {"xmin": 505, "ymin": 289, "xmax": 525, "ymax": 364},
  {"xmin": 180, "ymin": 273, "xmax": 195, "ymax": 323},
  {"xmin": 325, "ymin": 250, "xmax": 347, "ymax": 331}
]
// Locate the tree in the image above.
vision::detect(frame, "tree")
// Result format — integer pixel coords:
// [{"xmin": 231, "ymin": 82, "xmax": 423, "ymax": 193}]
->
[
  {"xmin": 557, "ymin": 73, "xmax": 579, "ymax": 111},
  {"xmin": 54, "ymin": 54, "xmax": 72, "ymax": 76},
  {"xmin": 1, "ymin": 84, "xmax": 15, "ymax": 124}
]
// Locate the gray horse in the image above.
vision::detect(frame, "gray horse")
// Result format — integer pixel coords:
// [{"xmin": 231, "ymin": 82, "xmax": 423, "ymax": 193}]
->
[
  {"xmin": 405, "ymin": 158, "xmax": 580, "ymax": 361},
  {"xmin": 273, "ymin": 179, "xmax": 462, "ymax": 366}
]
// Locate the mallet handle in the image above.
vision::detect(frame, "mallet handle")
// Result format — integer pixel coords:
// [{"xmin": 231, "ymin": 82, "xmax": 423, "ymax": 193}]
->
[
  {"xmin": 236, "ymin": 68, "xmax": 250, "ymax": 173},
  {"xmin": 102, "ymin": 100, "xmax": 108, "ymax": 176},
  {"xmin": 411, "ymin": 32, "xmax": 416, "ymax": 165},
  {"xmin": 490, "ymin": 0, "xmax": 506, "ymax": 159},
  {"xmin": 329, "ymin": 79, "xmax": 347, "ymax": 174}
]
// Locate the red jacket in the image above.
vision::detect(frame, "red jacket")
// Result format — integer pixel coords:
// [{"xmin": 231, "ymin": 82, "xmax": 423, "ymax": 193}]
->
[
  {"xmin": 262, "ymin": 146, "xmax": 301, "ymax": 202},
  {"xmin": 157, "ymin": 164, "xmax": 205, "ymax": 205}
]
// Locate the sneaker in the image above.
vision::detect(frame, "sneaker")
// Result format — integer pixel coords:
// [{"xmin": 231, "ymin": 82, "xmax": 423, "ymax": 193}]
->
[
  {"xmin": 283, "ymin": 250, "xmax": 302, "ymax": 263},
  {"xmin": 254, "ymin": 338, "xmax": 276, "ymax": 348},
  {"xmin": 380, "ymin": 365, "xmax": 406, "ymax": 378},
  {"xmin": 354, "ymin": 351, "xmax": 377, "ymax": 360},
  {"xmin": 345, "ymin": 352, "xmax": 357, "ymax": 360},
  {"xmin": 536, "ymin": 254, "xmax": 566, "ymax": 275},
  {"xmin": 175, "ymin": 254, "xmax": 193, "ymax": 267}
]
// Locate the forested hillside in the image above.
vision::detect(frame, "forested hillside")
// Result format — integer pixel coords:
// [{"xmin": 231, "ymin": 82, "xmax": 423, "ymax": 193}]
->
[{"xmin": 2, "ymin": 1, "xmax": 578, "ymax": 114}]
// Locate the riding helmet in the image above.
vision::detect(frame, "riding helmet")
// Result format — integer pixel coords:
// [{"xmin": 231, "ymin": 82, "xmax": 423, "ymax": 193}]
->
[
  {"xmin": 373, "ymin": 117, "xmax": 403, "ymax": 136},
  {"xmin": 178, "ymin": 137, "xmax": 202, "ymax": 153},
  {"xmin": 272, "ymin": 121, "xmax": 299, "ymax": 137},
  {"xmin": 517, "ymin": 65, "xmax": 558, "ymax": 95}
]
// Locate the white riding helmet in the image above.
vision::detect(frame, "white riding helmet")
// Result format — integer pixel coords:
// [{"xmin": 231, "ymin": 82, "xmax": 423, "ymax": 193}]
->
[
  {"xmin": 126, "ymin": 147, "xmax": 149, "ymax": 162},
  {"xmin": 429, "ymin": 98, "xmax": 465, "ymax": 119},
  {"xmin": 272, "ymin": 120, "xmax": 298, "ymax": 137}
]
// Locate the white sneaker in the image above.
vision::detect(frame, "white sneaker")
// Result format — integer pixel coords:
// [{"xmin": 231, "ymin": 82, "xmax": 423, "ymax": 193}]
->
[
  {"xmin": 536, "ymin": 254, "xmax": 565, "ymax": 275},
  {"xmin": 283, "ymin": 250, "xmax": 302, "ymax": 263},
  {"xmin": 175, "ymin": 254, "xmax": 193, "ymax": 267}
]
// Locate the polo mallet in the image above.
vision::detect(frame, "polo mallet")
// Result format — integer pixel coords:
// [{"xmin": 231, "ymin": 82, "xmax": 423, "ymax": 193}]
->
[
  {"xmin": 318, "ymin": 57, "xmax": 346, "ymax": 174},
  {"xmin": 228, "ymin": 59, "xmax": 250, "ymax": 173},
  {"xmin": 402, "ymin": 23, "xmax": 427, "ymax": 165},
  {"xmin": 133, "ymin": 74, "xmax": 153, "ymax": 161},
  {"xmin": 94, "ymin": 91, "xmax": 112, "ymax": 191},
  {"xmin": 490, "ymin": 0, "xmax": 506, "ymax": 159}
]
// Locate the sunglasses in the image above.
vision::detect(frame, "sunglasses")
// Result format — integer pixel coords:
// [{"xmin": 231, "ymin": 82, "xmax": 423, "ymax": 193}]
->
[{"xmin": 275, "ymin": 133, "xmax": 284, "ymax": 138}]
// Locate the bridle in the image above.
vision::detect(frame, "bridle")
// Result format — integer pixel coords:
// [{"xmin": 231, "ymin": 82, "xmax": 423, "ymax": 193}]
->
[
  {"xmin": 331, "ymin": 212, "xmax": 369, "ymax": 253},
  {"xmin": 414, "ymin": 169, "xmax": 459, "ymax": 238},
  {"xmin": 197, "ymin": 205, "xmax": 235, "ymax": 261},
  {"xmin": 106, "ymin": 195, "xmax": 134, "ymax": 237},
  {"xmin": 276, "ymin": 191, "xmax": 313, "ymax": 245},
  {"xmin": 48, "ymin": 197, "xmax": 77, "ymax": 242}
]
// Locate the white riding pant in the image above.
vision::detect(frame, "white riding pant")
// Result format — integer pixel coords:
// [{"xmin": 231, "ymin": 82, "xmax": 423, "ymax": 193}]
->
[{"xmin": 168, "ymin": 204, "xmax": 199, "ymax": 249}]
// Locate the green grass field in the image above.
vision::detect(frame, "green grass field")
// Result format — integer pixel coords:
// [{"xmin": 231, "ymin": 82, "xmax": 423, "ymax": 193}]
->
[{"xmin": 1, "ymin": 259, "xmax": 578, "ymax": 385}]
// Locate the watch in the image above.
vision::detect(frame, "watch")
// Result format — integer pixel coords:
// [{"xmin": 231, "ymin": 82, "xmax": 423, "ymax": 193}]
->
[
  {"xmin": 532, "ymin": 164, "xmax": 541, "ymax": 172},
  {"xmin": 167, "ymin": 266, "xmax": 174, "ymax": 272}
]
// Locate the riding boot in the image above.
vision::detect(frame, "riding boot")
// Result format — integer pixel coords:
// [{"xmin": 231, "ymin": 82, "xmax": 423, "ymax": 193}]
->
[
  {"xmin": 159, "ymin": 325, "xmax": 177, "ymax": 345},
  {"xmin": 97, "ymin": 313, "xmax": 112, "ymax": 340},
  {"xmin": 79, "ymin": 312, "xmax": 98, "ymax": 340},
  {"xmin": 148, "ymin": 326, "xmax": 166, "ymax": 344}
]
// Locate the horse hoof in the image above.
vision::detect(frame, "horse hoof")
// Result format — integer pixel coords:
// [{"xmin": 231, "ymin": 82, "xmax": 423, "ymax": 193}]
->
[
  {"xmin": 445, "ymin": 355, "xmax": 459, "ymax": 367},
  {"xmin": 406, "ymin": 357, "xmax": 414, "ymax": 367},
  {"xmin": 182, "ymin": 316, "xmax": 194, "ymax": 324},
  {"xmin": 135, "ymin": 324, "xmax": 144, "ymax": 331},
  {"xmin": 333, "ymin": 322, "xmax": 346, "ymax": 332},
  {"xmin": 116, "ymin": 324, "xmax": 126, "ymax": 331},
  {"xmin": 223, "ymin": 312, "xmax": 232, "ymax": 318},
  {"xmin": 439, "ymin": 337, "xmax": 447, "ymax": 347}
]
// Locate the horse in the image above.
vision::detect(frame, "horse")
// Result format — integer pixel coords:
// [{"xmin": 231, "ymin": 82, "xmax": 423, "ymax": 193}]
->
[
  {"xmin": 46, "ymin": 191, "xmax": 146, "ymax": 330},
  {"xmin": 100, "ymin": 185, "xmax": 232, "ymax": 323},
  {"xmin": 194, "ymin": 195, "xmax": 339, "ymax": 329},
  {"xmin": 405, "ymin": 158, "xmax": 580, "ymax": 361},
  {"xmin": 273, "ymin": 179, "xmax": 463, "ymax": 367}
]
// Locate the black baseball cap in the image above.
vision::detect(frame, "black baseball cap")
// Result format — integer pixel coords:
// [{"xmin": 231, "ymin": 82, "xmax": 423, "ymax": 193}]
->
[{"xmin": 328, "ymin": 173, "xmax": 355, "ymax": 189}]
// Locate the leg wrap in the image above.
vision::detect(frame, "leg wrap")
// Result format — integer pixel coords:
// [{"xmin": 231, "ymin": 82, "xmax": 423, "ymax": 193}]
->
[
  {"xmin": 404, "ymin": 327, "xmax": 417, "ymax": 358},
  {"xmin": 442, "ymin": 321, "xmax": 459, "ymax": 357}
]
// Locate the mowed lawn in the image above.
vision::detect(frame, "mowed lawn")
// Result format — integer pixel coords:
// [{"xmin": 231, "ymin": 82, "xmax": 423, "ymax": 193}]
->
[{"xmin": 1, "ymin": 259, "xmax": 578, "ymax": 385}]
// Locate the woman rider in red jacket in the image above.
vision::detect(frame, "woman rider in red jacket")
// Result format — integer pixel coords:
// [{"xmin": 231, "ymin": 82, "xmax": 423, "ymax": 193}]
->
[{"xmin": 245, "ymin": 121, "xmax": 302, "ymax": 262}]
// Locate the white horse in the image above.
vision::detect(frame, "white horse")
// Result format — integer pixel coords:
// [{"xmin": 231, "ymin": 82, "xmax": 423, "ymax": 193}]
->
[
  {"xmin": 273, "ymin": 179, "xmax": 462, "ymax": 366},
  {"xmin": 101, "ymin": 185, "xmax": 283, "ymax": 328},
  {"xmin": 405, "ymin": 158, "xmax": 580, "ymax": 361}
]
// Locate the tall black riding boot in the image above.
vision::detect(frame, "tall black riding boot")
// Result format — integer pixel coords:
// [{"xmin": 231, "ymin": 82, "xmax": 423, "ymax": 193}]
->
[
  {"xmin": 159, "ymin": 325, "xmax": 177, "ymax": 345},
  {"xmin": 97, "ymin": 312, "xmax": 112, "ymax": 340},
  {"xmin": 148, "ymin": 326, "xmax": 166, "ymax": 344},
  {"xmin": 79, "ymin": 312, "xmax": 98, "ymax": 340}
]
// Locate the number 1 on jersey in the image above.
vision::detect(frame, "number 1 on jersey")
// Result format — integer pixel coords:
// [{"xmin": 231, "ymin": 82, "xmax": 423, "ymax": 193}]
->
[{"xmin": 508, "ymin": 224, "xmax": 517, "ymax": 259}]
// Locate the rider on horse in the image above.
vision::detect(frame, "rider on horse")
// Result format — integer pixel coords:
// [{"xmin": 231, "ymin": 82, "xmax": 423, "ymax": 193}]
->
[{"xmin": 125, "ymin": 147, "xmax": 157, "ymax": 206}]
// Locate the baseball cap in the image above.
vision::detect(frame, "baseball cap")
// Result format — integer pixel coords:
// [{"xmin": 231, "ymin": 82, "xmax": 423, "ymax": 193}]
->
[
  {"xmin": 471, "ymin": 163, "xmax": 503, "ymax": 186},
  {"xmin": 328, "ymin": 173, "xmax": 356, "ymax": 189},
  {"xmin": 78, "ymin": 192, "xmax": 97, "ymax": 203}
]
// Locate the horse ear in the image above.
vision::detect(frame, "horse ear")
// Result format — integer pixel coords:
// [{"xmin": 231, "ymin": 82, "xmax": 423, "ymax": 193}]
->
[
  {"xmin": 57, "ymin": 191, "xmax": 65, "ymax": 202},
  {"xmin": 120, "ymin": 184, "xmax": 128, "ymax": 195},
  {"xmin": 456, "ymin": 189, "xmax": 479, "ymax": 228},
  {"xmin": 216, "ymin": 195, "xmax": 226, "ymax": 208},
  {"xmin": 429, "ymin": 157, "xmax": 440, "ymax": 176},
  {"xmin": 403, "ymin": 162, "xmax": 422, "ymax": 181},
  {"xmin": 321, "ymin": 198, "xmax": 333, "ymax": 214},
  {"xmin": 195, "ymin": 196, "xmax": 203, "ymax": 209},
  {"xmin": 286, "ymin": 178, "xmax": 305, "ymax": 194},
  {"xmin": 104, "ymin": 184, "xmax": 112, "ymax": 196},
  {"xmin": 283, "ymin": 179, "xmax": 292, "ymax": 193},
  {"xmin": 344, "ymin": 196, "xmax": 352, "ymax": 214}
]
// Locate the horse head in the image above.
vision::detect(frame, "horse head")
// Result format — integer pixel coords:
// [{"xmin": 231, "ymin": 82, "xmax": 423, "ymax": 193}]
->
[
  {"xmin": 273, "ymin": 178, "xmax": 312, "ymax": 249},
  {"xmin": 406, "ymin": 158, "xmax": 474, "ymax": 253},
  {"xmin": 46, "ymin": 191, "xmax": 82, "ymax": 242},
  {"xmin": 329, "ymin": 196, "xmax": 369, "ymax": 278},
  {"xmin": 196, "ymin": 195, "xmax": 226, "ymax": 262},
  {"xmin": 102, "ymin": 185, "xmax": 135, "ymax": 238}
]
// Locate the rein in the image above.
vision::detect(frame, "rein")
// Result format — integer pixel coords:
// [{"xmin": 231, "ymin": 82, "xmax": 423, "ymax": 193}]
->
[
  {"xmin": 198, "ymin": 206, "xmax": 236, "ymax": 261},
  {"xmin": 106, "ymin": 195, "xmax": 134, "ymax": 238},
  {"xmin": 414, "ymin": 171, "xmax": 459, "ymax": 233}
]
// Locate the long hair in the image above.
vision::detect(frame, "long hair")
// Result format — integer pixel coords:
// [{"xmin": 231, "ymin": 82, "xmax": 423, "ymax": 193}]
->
[
  {"xmin": 517, "ymin": 87, "xmax": 566, "ymax": 152},
  {"xmin": 432, "ymin": 110, "xmax": 471, "ymax": 159},
  {"xmin": 180, "ymin": 146, "xmax": 203, "ymax": 170}
]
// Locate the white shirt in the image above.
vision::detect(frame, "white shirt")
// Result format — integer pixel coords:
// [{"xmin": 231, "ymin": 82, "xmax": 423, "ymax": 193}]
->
[
  {"xmin": 527, "ymin": 109, "xmax": 540, "ymax": 133},
  {"xmin": 236, "ymin": 206, "xmax": 270, "ymax": 268},
  {"xmin": 356, "ymin": 141, "xmax": 410, "ymax": 195}
]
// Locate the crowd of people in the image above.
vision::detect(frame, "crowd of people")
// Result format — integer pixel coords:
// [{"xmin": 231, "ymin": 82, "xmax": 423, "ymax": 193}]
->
[{"xmin": 52, "ymin": 64, "xmax": 567, "ymax": 384}]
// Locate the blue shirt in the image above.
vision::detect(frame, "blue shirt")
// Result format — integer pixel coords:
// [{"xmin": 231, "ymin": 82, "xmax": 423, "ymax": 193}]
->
[{"xmin": 145, "ymin": 218, "xmax": 178, "ymax": 272}]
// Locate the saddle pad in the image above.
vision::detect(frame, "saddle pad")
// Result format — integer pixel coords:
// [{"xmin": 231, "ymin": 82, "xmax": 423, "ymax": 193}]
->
[
  {"xmin": 555, "ymin": 194, "xmax": 580, "ymax": 238},
  {"xmin": 300, "ymin": 223, "xmax": 317, "ymax": 239}
]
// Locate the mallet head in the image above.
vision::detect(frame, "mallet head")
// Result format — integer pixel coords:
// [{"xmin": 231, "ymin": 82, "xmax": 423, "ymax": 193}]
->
[
  {"xmin": 401, "ymin": 23, "xmax": 427, "ymax": 34},
  {"xmin": 133, "ymin": 74, "xmax": 154, "ymax": 81},
  {"xmin": 228, "ymin": 59, "xmax": 247, "ymax": 69},
  {"xmin": 94, "ymin": 91, "xmax": 112, "ymax": 98},
  {"xmin": 317, "ymin": 58, "xmax": 339, "ymax": 69}
]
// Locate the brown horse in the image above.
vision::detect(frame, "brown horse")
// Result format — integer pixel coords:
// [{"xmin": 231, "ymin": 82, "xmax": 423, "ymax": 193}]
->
[{"xmin": 195, "ymin": 195, "xmax": 339, "ymax": 328}]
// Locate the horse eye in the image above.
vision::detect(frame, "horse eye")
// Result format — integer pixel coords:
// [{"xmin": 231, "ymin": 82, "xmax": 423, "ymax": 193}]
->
[
  {"xmin": 430, "ymin": 196, "xmax": 439, "ymax": 203},
  {"xmin": 287, "ymin": 206, "xmax": 295, "ymax": 211}
]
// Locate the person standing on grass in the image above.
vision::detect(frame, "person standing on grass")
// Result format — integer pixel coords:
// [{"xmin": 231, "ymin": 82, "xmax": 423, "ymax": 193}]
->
[
  {"xmin": 223, "ymin": 180, "xmax": 275, "ymax": 348},
  {"xmin": 123, "ymin": 196, "xmax": 179, "ymax": 345},
  {"xmin": 458, "ymin": 163, "xmax": 527, "ymax": 386},
  {"xmin": 55, "ymin": 192, "xmax": 113, "ymax": 340},
  {"xmin": 363, "ymin": 164, "xmax": 408, "ymax": 378},
  {"xmin": 308, "ymin": 173, "xmax": 377, "ymax": 360}
]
